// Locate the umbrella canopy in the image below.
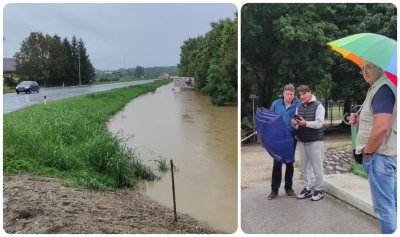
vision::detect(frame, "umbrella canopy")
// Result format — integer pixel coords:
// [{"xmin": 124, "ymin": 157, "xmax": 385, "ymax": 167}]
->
[
  {"xmin": 255, "ymin": 107, "xmax": 294, "ymax": 163},
  {"xmin": 327, "ymin": 33, "xmax": 397, "ymax": 86}
]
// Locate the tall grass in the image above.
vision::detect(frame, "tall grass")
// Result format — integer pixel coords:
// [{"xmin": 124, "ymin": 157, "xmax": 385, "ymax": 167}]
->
[
  {"xmin": 3, "ymin": 79, "xmax": 172, "ymax": 189},
  {"xmin": 3, "ymin": 86, "xmax": 15, "ymax": 94},
  {"xmin": 155, "ymin": 157, "xmax": 169, "ymax": 172}
]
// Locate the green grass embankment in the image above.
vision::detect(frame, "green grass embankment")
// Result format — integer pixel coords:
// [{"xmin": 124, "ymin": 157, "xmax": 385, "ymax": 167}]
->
[
  {"xmin": 3, "ymin": 79, "xmax": 172, "ymax": 190},
  {"xmin": 3, "ymin": 86, "xmax": 15, "ymax": 94}
]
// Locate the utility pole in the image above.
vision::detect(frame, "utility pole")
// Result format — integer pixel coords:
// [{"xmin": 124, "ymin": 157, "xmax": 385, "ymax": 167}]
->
[
  {"xmin": 78, "ymin": 51, "xmax": 81, "ymax": 86},
  {"xmin": 3, "ymin": 36, "xmax": 7, "ymax": 58},
  {"xmin": 124, "ymin": 55, "xmax": 126, "ymax": 70}
]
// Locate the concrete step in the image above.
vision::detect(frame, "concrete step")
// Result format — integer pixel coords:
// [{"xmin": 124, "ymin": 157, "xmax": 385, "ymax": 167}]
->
[{"xmin": 324, "ymin": 173, "xmax": 374, "ymax": 217}]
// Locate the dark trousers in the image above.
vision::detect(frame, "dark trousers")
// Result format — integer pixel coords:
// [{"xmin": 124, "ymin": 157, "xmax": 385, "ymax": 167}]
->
[{"xmin": 271, "ymin": 140, "xmax": 297, "ymax": 191}]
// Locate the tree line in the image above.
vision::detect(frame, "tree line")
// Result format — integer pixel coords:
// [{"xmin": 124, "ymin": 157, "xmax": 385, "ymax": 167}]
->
[
  {"xmin": 95, "ymin": 66, "xmax": 178, "ymax": 82},
  {"xmin": 241, "ymin": 3, "xmax": 396, "ymax": 129},
  {"xmin": 14, "ymin": 32, "xmax": 95, "ymax": 87},
  {"xmin": 144, "ymin": 66, "xmax": 178, "ymax": 79},
  {"xmin": 178, "ymin": 14, "xmax": 238, "ymax": 106},
  {"xmin": 124, "ymin": 66, "xmax": 179, "ymax": 79}
]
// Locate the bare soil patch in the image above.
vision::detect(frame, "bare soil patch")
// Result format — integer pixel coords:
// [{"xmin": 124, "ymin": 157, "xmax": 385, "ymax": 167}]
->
[{"xmin": 3, "ymin": 174, "xmax": 221, "ymax": 234}]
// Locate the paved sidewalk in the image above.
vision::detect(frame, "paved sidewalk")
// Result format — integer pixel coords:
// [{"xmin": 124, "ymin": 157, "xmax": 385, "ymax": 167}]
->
[
  {"xmin": 324, "ymin": 173, "xmax": 374, "ymax": 217},
  {"xmin": 241, "ymin": 137, "xmax": 381, "ymax": 234},
  {"xmin": 241, "ymin": 178, "xmax": 379, "ymax": 234}
]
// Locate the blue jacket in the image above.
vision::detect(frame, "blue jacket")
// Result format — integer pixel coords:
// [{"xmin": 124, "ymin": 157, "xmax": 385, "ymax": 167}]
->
[{"xmin": 270, "ymin": 96, "xmax": 300, "ymax": 133}]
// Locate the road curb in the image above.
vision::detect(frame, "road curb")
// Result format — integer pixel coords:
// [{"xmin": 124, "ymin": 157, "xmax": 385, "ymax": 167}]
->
[{"xmin": 324, "ymin": 173, "xmax": 375, "ymax": 217}]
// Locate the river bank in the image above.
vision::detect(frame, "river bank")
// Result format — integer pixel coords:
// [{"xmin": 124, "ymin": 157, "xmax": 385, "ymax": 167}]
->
[
  {"xmin": 108, "ymin": 83, "xmax": 237, "ymax": 232},
  {"xmin": 3, "ymin": 80, "xmax": 222, "ymax": 233},
  {"xmin": 3, "ymin": 174, "xmax": 221, "ymax": 234}
]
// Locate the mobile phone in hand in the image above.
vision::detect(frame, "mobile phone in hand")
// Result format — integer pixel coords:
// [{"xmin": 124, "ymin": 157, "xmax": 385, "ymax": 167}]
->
[{"xmin": 293, "ymin": 114, "xmax": 302, "ymax": 121}]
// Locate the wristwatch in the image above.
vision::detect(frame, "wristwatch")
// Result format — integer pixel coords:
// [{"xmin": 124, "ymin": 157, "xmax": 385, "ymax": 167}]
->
[{"xmin": 362, "ymin": 148, "xmax": 373, "ymax": 156}]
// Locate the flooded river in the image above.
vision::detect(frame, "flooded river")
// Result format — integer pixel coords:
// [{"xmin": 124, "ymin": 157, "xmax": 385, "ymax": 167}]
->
[{"xmin": 108, "ymin": 83, "xmax": 237, "ymax": 232}]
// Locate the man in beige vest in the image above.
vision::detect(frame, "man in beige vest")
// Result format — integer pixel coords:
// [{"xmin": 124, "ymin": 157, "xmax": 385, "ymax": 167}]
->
[{"xmin": 350, "ymin": 61, "xmax": 396, "ymax": 234}]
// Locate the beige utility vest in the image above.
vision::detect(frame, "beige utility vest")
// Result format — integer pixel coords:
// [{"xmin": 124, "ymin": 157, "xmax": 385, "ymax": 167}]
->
[{"xmin": 356, "ymin": 75, "xmax": 397, "ymax": 156}]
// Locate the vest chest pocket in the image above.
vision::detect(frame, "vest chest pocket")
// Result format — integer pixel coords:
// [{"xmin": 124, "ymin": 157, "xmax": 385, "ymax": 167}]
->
[
  {"xmin": 359, "ymin": 115, "xmax": 373, "ymax": 121},
  {"xmin": 359, "ymin": 114, "xmax": 374, "ymax": 128}
]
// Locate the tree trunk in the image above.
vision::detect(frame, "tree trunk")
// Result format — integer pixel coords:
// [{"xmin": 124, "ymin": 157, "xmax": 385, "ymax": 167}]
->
[
  {"xmin": 344, "ymin": 99, "xmax": 352, "ymax": 114},
  {"xmin": 324, "ymin": 100, "xmax": 329, "ymax": 119},
  {"xmin": 261, "ymin": 67, "xmax": 274, "ymax": 108}
]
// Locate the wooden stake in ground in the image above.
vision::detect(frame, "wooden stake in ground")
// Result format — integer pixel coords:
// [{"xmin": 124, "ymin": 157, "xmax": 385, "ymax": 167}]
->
[{"xmin": 170, "ymin": 159, "xmax": 177, "ymax": 221}]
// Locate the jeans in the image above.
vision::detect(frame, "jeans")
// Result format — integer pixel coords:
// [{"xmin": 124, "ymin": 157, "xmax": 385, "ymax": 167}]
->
[
  {"xmin": 271, "ymin": 140, "xmax": 297, "ymax": 191},
  {"xmin": 363, "ymin": 153, "xmax": 397, "ymax": 234}
]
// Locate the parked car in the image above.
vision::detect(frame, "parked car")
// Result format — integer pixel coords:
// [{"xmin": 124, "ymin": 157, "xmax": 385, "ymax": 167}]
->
[{"xmin": 16, "ymin": 81, "xmax": 40, "ymax": 94}]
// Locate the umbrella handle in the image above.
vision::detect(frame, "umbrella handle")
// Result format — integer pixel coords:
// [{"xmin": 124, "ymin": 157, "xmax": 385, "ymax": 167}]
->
[{"xmin": 342, "ymin": 113, "xmax": 351, "ymax": 125}]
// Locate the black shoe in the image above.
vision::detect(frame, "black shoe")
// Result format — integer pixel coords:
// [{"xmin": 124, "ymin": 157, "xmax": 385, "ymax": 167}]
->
[
  {"xmin": 311, "ymin": 190, "xmax": 324, "ymax": 201},
  {"xmin": 297, "ymin": 188, "xmax": 312, "ymax": 199},
  {"xmin": 267, "ymin": 190, "xmax": 278, "ymax": 200}
]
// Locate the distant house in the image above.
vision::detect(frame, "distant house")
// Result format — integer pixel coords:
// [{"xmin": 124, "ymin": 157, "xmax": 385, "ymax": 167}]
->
[
  {"xmin": 3, "ymin": 58, "xmax": 16, "ymax": 79},
  {"xmin": 159, "ymin": 72, "xmax": 170, "ymax": 80}
]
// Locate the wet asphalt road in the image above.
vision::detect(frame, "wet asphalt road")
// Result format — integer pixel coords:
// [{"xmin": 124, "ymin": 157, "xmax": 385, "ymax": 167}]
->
[
  {"xmin": 241, "ymin": 181, "xmax": 380, "ymax": 234},
  {"xmin": 3, "ymin": 79, "xmax": 156, "ymax": 114}
]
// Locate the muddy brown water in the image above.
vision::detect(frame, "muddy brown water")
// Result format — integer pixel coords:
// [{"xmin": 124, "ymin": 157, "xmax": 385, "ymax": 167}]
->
[{"xmin": 108, "ymin": 83, "xmax": 237, "ymax": 233}]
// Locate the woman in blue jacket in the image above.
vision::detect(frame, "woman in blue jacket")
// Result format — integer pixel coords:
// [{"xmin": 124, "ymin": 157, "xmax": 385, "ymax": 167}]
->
[{"xmin": 267, "ymin": 83, "xmax": 299, "ymax": 200}]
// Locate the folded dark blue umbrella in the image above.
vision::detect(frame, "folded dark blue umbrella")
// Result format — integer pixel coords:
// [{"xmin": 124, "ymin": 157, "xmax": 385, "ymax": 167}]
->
[{"xmin": 255, "ymin": 107, "xmax": 294, "ymax": 163}]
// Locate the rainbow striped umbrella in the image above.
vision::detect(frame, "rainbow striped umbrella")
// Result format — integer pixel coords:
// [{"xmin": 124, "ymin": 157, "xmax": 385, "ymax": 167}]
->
[{"xmin": 327, "ymin": 33, "xmax": 397, "ymax": 86}]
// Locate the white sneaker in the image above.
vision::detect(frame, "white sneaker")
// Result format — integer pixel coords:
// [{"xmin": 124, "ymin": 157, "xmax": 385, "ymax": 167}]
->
[
  {"xmin": 297, "ymin": 188, "xmax": 312, "ymax": 199},
  {"xmin": 311, "ymin": 190, "xmax": 324, "ymax": 201}
]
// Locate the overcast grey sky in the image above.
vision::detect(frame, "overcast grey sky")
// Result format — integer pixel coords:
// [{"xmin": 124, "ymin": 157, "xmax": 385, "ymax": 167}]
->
[{"xmin": 3, "ymin": 3, "xmax": 236, "ymax": 70}]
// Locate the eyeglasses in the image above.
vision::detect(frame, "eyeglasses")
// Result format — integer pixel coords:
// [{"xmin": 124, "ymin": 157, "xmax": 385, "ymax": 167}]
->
[{"xmin": 360, "ymin": 64, "xmax": 377, "ymax": 75}]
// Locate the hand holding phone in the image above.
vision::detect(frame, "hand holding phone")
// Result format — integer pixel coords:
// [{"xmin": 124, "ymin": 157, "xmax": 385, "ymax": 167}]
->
[{"xmin": 293, "ymin": 114, "xmax": 302, "ymax": 122}]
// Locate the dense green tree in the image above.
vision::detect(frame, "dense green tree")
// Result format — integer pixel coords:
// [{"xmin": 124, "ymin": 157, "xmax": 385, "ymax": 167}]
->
[
  {"xmin": 15, "ymin": 32, "xmax": 48, "ymax": 84},
  {"xmin": 78, "ymin": 39, "xmax": 95, "ymax": 84},
  {"xmin": 178, "ymin": 37, "xmax": 203, "ymax": 82},
  {"xmin": 220, "ymin": 14, "xmax": 238, "ymax": 96},
  {"xmin": 133, "ymin": 65, "xmax": 145, "ymax": 78},
  {"xmin": 62, "ymin": 37, "xmax": 74, "ymax": 86},
  {"xmin": 70, "ymin": 36, "xmax": 80, "ymax": 85},
  {"xmin": 46, "ymin": 35, "xmax": 70, "ymax": 86},
  {"xmin": 178, "ymin": 14, "xmax": 238, "ymax": 106},
  {"xmin": 241, "ymin": 3, "xmax": 396, "ymax": 125},
  {"xmin": 14, "ymin": 32, "xmax": 95, "ymax": 86},
  {"xmin": 202, "ymin": 59, "xmax": 236, "ymax": 105}
]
